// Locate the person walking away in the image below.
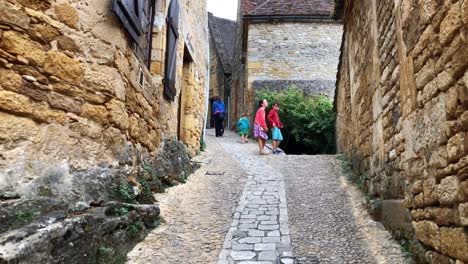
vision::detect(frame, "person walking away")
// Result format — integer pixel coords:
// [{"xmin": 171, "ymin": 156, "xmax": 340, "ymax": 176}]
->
[
  {"xmin": 267, "ymin": 103, "xmax": 283, "ymax": 155},
  {"xmin": 254, "ymin": 99, "xmax": 269, "ymax": 155},
  {"xmin": 212, "ymin": 96, "xmax": 225, "ymax": 137},
  {"xmin": 237, "ymin": 113, "xmax": 250, "ymax": 143}
]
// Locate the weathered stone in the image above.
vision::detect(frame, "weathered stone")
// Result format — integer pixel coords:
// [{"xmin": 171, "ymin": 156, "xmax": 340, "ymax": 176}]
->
[
  {"xmin": 56, "ymin": 35, "xmax": 81, "ymax": 53},
  {"xmin": 28, "ymin": 24, "xmax": 60, "ymax": 43},
  {"xmin": 19, "ymin": 83, "xmax": 47, "ymax": 101},
  {"xmin": 447, "ymin": 133, "xmax": 467, "ymax": 162},
  {"xmin": 16, "ymin": 0, "xmax": 51, "ymax": 11},
  {"xmin": 52, "ymin": 83, "xmax": 108, "ymax": 104},
  {"xmin": 0, "ymin": 90, "xmax": 32, "ymax": 115},
  {"xmin": 54, "ymin": 3, "xmax": 79, "ymax": 29},
  {"xmin": 438, "ymin": 176, "xmax": 460, "ymax": 205},
  {"xmin": 105, "ymin": 99, "xmax": 129, "ymax": 130},
  {"xmin": 81, "ymin": 103, "xmax": 108, "ymax": 125},
  {"xmin": 0, "ymin": 1, "xmax": 30, "ymax": 29},
  {"xmin": 31, "ymin": 103, "xmax": 67, "ymax": 124},
  {"xmin": 439, "ymin": 227, "xmax": 468, "ymax": 261},
  {"xmin": 47, "ymin": 91, "xmax": 81, "ymax": 113},
  {"xmin": 82, "ymin": 65, "xmax": 126, "ymax": 100},
  {"xmin": 460, "ymin": 203, "xmax": 468, "ymax": 226},
  {"xmin": 43, "ymin": 51, "xmax": 84, "ymax": 85},
  {"xmin": 439, "ymin": 2, "xmax": 463, "ymax": 45},
  {"xmin": 24, "ymin": 7, "xmax": 62, "ymax": 29},
  {"xmin": 0, "ymin": 30, "xmax": 46, "ymax": 66},
  {"xmin": 0, "ymin": 68, "xmax": 23, "ymax": 92}
]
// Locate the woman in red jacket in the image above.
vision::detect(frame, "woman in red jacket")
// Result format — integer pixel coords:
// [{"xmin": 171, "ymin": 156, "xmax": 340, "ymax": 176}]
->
[{"xmin": 254, "ymin": 99, "xmax": 269, "ymax": 155}]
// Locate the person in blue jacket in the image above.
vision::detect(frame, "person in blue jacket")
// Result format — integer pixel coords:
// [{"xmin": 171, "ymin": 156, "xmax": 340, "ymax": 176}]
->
[{"xmin": 212, "ymin": 96, "xmax": 225, "ymax": 137}]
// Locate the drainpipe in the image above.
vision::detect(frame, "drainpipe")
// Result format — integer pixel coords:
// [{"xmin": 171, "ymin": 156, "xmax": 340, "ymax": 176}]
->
[{"xmin": 202, "ymin": 1, "xmax": 210, "ymax": 143}]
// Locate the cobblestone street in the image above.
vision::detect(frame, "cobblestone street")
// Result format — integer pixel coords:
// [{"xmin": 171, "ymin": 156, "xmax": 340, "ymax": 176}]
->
[{"xmin": 127, "ymin": 130, "xmax": 407, "ymax": 264}]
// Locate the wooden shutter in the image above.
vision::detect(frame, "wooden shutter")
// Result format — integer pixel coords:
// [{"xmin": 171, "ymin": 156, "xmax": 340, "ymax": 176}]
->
[
  {"xmin": 113, "ymin": 0, "xmax": 155, "ymax": 67},
  {"xmin": 164, "ymin": 0, "xmax": 179, "ymax": 101}
]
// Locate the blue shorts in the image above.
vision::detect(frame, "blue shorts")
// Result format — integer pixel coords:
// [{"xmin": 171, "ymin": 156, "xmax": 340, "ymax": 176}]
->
[{"xmin": 271, "ymin": 127, "xmax": 283, "ymax": 141}]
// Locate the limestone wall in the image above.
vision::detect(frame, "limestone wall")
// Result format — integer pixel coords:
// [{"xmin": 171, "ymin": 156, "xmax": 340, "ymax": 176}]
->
[
  {"xmin": 0, "ymin": 0, "xmax": 207, "ymax": 222},
  {"xmin": 336, "ymin": 0, "xmax": 467, "ymax": 262},
  {"xmin": 244, "ymin": 21, "xmax": 342, "ymax": 117}
]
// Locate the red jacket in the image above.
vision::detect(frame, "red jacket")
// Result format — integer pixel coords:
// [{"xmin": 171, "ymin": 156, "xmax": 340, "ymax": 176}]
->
[
  {"xmin": 267, "ymin": 109, "xmax": 283, "ymax": 128},
  {"xmin": 254, "ymin": 107, "xmax": 267, "ymax": 129}
]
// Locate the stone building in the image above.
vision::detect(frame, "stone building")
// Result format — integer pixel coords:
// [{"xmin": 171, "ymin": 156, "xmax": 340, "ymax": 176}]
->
[
  {"xmin": 0, "ymin": 0, "xmax": 208, "ymax": 262},
  {"xmin": 336, "ymin": 0, "xmax": 467, "ymax": 262},
  {"xmin": 208, "ymin": 13, "xmax": 236, "ymax": 127},
  {"xmin": 230, "ymin": 0, "xmax": 343, "ymax": 126}
]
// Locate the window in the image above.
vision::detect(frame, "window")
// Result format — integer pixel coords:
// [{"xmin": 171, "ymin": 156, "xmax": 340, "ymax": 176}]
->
[
  {"xmin": 112, "ymin": 0, "xmax": 156, "ymax": 67},
  {"xmin": 163, "ymin": 0, "xmax": 179, "ymax": 101}
]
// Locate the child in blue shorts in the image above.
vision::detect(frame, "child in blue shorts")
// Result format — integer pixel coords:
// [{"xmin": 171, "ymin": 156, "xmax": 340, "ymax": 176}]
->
[{"xmin": 267, "ymin": 103, "xmax": 283, "ymax": 154}]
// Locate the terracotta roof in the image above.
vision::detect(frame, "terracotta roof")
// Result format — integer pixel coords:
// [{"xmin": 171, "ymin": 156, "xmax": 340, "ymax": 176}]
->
[
  {"xmin": 208, "ymin": 13, "xmax": 236, "ymax": 73},
  {"xmin": 243, "ymin": 0, "xmax": 335, "ymax": 17}
]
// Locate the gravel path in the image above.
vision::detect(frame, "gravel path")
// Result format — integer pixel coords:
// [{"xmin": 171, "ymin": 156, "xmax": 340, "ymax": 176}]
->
[{"xmin": 127, "ymin": 130, "xmax": 407, "ymax": 264}]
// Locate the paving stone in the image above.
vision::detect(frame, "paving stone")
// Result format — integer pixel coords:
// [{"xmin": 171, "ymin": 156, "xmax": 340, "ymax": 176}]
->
[
  {"xmin": 258, "ymin": 224, "xmax": 279, "ymax": 230},
  {"xmin": 238, "ymin": 237, "xmax": 262, "ymax": 244},
  {"xmin": 267, "ymin": 230, "xmax": 280, "ymax": 237},
  {"xmin": 258, "ymin": 251, "xmax": 278, "ymax": 261},
  {"xmin": 248, "ymin": 230, "xmax": 265, "ymax": 237},
  {"xmin": 254, "ymin": 243, "xmax": 276, "ymax": 251},
  {"xmin": 230, "ymin": 251, "xmax": 256, "ymax": 261},
  {"xmin": 261, "ymin": 236, "xmax": 281, "ymax": 243}
]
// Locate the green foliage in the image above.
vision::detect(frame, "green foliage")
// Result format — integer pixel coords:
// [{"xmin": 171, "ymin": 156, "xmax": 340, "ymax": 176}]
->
[
  {"xmin": 96, "ymin": 247, "xmax": 127, "ymax": 264},
  {"xmin": 136, "ymin": 179, "xmax": 155, "ymax": 204},
  {"xmin": 339, "ymin": 154, "xmax": 370, "ymax": 199},
  {"xmin": 112, "ymin": 181, "xmax": 137, "ymax": 204},
  {"xmin": 200, "ymin": 138, "xmax": 207, "ymax": 152},
  {"xmin": 127, "ymin": 220, "xmax": 144, "ymax": 238},
  {"xmin": 107, "ymin": 206, "xmax": 129, "ymax": 216},
  {"xmin": 148, "ymin": 217, "xmax": 162, "ymax": 229},
  {"xmin": 256, "ymin": 87, "xmax": 336, "ymax": 154},
  {"xmin": 15, "ymin": 210, "xmax": 37, "ymax": 225}
]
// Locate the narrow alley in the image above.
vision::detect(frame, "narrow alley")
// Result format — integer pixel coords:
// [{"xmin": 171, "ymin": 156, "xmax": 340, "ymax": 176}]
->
[{"xmin": 127, "ymin": 130, "xmax": 407, "ymax": 264}]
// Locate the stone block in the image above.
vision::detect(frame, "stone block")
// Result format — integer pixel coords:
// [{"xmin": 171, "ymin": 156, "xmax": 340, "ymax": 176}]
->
[
  {"xmin": 81, "ymin": 103, "xmax": 108, "ymax": 125},
  {"xmin": 47, "ymin": 91, "xmax": 81, "ymax": 114},
  {"xmin": 28, "ymin": 24, "xmax": 60, "ymax": 43},
  {"xmin": 16, "ymin": 0, "xmax": 51, "ymax": 11},
  {"xmin": 439, "ymin": 2, "xmax": 463, "ymax": 45},
  {"xmin": 0, "ymin": 31, "xmax": 46, "ymax": 66},
  {"xmin": 44, "ymin": 51, "xmax": 84, "ymax": 86},
  {"xmin": 0, "ymin": 68, "xmax": 23, "ymax": 92},
  {"xmin": 459, "ymin": 203, "xmax": 468, "ymax": 226},
  {"xmin": 82, "ymin": 65, "xmax": 126, "ymax": 100},
  {"xmin": 439, "ymin": 227, "xmax": 468, "ymax": 261},
  {"xmin": 54, "ymin": 3, "xmax": 79, "ymax": 29},
  {"xmin": 0, "ymin": 1, "xmax": 30, "ymax": 29},
  {"xmin": 57, "ymin": 35, "xmax": 81, "ymax": 53},
  {"xmin": 447, "ymin": 133, "xmax": 467, "ymax": 162},
  {"xmin": 437, "ymin": 176, "xmax": 461, "ymax": 205},
  {"xmin": 105, "ymin": 99, "xmax": 129, "ymax": 130},
  {"xmin": 0, "ymin": 90, "xmax": 32, "ymax": 115}
]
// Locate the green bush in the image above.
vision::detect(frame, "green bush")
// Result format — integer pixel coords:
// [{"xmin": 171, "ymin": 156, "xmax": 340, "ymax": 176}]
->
[{"xmin": 256, "ymin": 87, "xmax": 336, "ymax": 154}]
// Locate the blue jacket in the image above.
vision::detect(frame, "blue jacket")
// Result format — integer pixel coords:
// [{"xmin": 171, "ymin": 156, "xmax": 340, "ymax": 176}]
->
[
  {"xmin": 213, "ymin": 100, "xmax": 225, "ymax": 114},
  {"xmin": 237, "ymin": 117, "xmax": 250, "ymax": 131}
]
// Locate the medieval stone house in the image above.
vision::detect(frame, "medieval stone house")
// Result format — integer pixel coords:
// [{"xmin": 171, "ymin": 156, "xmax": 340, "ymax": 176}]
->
[
  {"xmin": 208, "ymin": 13, "xmax": 236, "ymax": 127},
  {"xmin": 0, "ymin": 0, "xmax": 208, "ymax": 261},
  {"xmin": 230, "ymin": 0, "xmax": 343, "ymax": 126},
  {"xmin": 336, "ymin": 0, "xmax": 467, "ymax": 262}
]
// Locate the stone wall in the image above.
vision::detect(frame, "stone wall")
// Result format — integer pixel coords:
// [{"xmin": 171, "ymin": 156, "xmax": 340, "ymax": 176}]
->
[
  {"xmin": 336, "ymin": 0, "xmax": 467, "ymax": 262},
  {"xmin": 244, "ymin": 21, "xmax": 342, "ymax": 117},
  {"xmin": 0, "ymin": 0, "xmax": 207, "ymax": 261}
]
